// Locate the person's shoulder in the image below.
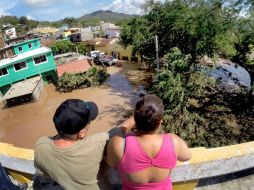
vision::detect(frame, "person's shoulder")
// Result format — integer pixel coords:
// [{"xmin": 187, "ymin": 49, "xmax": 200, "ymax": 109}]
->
[
  {"xmin": 167, "ymin": 133, "xmax": 192, "ymax": 161},
  {"xmin": 168, "ymin": 133, "xmax": 180, "ymax": 143},
  {"xmin": 86, "ymin": 132, "xmax": 109, "ymax": 143},
  {"xmin": 34, "ymin": 137, "xmax": 53, "ymax": 156},
  {"xmin": 107, "ymin": 135, "xmax": 125, "ymax": 165},
  {"xmin": 35, "ymin": 136, "xmax": 52, "ymax": 148}
]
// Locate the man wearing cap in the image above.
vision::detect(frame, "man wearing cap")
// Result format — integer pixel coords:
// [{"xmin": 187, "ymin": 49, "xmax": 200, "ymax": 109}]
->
[{"xmin": 33, "ymin": 99, "xmax": 135, "ymax": 190}]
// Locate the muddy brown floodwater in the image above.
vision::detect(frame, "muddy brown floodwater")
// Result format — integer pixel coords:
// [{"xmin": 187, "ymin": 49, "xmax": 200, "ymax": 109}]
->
[{"xmin": 0, "ymin": 62, "xmax": 152, "ymax": 149}]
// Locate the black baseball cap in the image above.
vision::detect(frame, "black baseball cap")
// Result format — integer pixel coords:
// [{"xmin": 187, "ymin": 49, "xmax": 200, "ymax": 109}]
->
[{"xmin": 53, "ymin": 99, "xmax": 98, "ymax": 135}]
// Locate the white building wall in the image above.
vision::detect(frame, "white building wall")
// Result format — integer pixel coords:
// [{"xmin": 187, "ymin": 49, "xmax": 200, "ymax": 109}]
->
[
  {"xmin": 5, "ymin": 27, "xmax": 17, "ymax": 39},
  {"xmin": 105, "ymin": 29, "xmax": 121, "ymax": 38},
  {"xmin": 81, "ymin": 32, "xmax": 94, "ymax": 41},
  {"xmin": 55, "ymin": 28, "xmax": 65, "ymax": 38},
  {"xmin": 101, "ymin": 23, "xmax": 115, "ymax": 31},
  {"xmin": 81, "ymin": 27, "xmax": 92, "ymax": 33}
]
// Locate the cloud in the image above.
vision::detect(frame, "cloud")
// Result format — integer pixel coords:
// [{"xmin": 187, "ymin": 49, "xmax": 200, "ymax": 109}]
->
[
  {"xmin": 102, "ymin": 0, "xmax": 165, "ymax": 15},
  {"xmin": 29, "ymin": 5, "xmax": 86, "ymax": 21},
  {"xmin": 24, "ymin": 0, "xmax": 60, "ymax": 6},
  {"xmin": 0, "ymin": 1, "xmax": 17, "ymax": 16},
  {"xmin": 24, "ymin": 0, "xmax": 85, "ymax": 7},
  {"xmin": 24, "ymin": 0, "xmax": 88, "ymax": 21},
  {"xmin": 26, "ymin": 15, "xmax": 35, "ymax": 20},
  {"xmin": 102, "ymin": 0, "xmax": 146, "ymax": 15}
]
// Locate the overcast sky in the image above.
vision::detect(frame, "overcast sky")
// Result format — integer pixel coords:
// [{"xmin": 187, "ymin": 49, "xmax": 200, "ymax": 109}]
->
[{"xmin": 0, "ymin": 0, "xmax": 161, "ymax": 21}]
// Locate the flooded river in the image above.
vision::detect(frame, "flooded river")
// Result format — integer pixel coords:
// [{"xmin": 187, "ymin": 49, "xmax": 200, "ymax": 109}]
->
[{"xmin": 0, "ymin": 63, "xmax": 151, "ymax": 149}]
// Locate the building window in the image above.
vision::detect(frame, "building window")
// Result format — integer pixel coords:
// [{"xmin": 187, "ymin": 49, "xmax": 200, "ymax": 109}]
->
[
  {"xmin": 28, "ymin": 43, "xmax": 32, "ymax": 48},
  {"xmin": 34, "ymin": 55, "xmax": 47, "ymax": 65},
  {"xmin": 14, "ymin": 62, "xmax": 27, "ymax": 71},
  {"xmin": 18, "ymin": 46, "xmax": 23, "ymax": 52},
  {"xmin": 0, "ymin": 68, "xmax": 8, "ymax": 76}
]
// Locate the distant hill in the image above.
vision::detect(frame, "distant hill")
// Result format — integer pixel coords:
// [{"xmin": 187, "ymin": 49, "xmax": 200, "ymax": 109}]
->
[
  {"xmin": 79, "ymin": 10, "xmax": 137, "ymax": 24},
  {"xmin": 0, "ymin": 10, "xmax": 137, "ymax": 35}
]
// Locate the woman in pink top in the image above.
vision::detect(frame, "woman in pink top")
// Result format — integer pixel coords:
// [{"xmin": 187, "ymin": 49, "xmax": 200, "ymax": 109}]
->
[{"xmin": 107, "ymin": 95, "xmax": 192, "ymax": 190}]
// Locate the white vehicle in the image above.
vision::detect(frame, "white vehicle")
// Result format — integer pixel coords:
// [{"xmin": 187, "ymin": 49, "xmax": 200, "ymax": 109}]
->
[
  {"xmin": 100, "ymin": 55, "xmax": 118, "ymax": 66},
  {"xmin": 89, "ymin": 51, "xmax": 104, "ymax": 58}
]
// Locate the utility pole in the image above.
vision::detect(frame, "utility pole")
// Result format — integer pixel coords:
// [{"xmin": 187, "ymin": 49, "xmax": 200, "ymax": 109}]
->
[
  {"xmin": 76, "ymin": 44, "xmax": 79, "ymax": 54},
  {"xmin": 155, "ymin": 35, "xmax": 159, "ymax": 71}
]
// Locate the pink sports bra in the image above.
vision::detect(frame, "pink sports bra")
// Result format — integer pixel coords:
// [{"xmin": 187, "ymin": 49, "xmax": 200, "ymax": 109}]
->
[{"xmin": 117, "ymin": 133, "xmax": 177, "ymax": 190}]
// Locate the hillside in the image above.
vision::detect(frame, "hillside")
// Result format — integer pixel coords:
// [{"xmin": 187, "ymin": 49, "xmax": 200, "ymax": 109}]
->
[{"xmin": 79, "ymin": 10, "xmax": 137, "ymax": 24}]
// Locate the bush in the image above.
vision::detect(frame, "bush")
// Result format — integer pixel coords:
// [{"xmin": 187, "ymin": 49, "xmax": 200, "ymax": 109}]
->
[{"xmin": 56, "ymin": 67, "xmax": 109, "ymax": 92}]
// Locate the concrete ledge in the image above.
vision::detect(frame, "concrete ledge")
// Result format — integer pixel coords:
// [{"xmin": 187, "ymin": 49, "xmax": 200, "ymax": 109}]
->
[
  {"xmin": 172, "ymin": 153, "xmax": 254, "ymax": 182},
  {"xmin": 0, "ymin": 143, "xmax": 34, "ymax": 174},
  {"xmin": 172, "ymin": 141, "xmax": 254, "ymax": 182},
  {"xmin": 0, "ymin": 141, "xmax": 254, "ymax": 188}
]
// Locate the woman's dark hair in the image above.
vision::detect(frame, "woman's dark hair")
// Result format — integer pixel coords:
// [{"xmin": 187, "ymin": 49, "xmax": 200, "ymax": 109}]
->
[{"xmin": 134, "ymin": 95, "xmax": 164, "ymax": 134}]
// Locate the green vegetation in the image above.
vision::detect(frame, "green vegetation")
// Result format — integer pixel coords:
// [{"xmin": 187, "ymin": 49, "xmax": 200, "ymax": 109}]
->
[
  {"xmin": 56, "ymin": 67, "xmax": 110, "ymax": 92},
  {"xmin": 120, "ymin": 0, "xmax": 254, "ymax": 147},
  {"xmin": 150, "ymin": 48, "xmax": 254, "ymax": 148},
  {"xmin": 50, "ymin": 40, "xmax": 87, "ymax": 55},
  {"xmin": 121, "ymin": 1, "xmax": 239, "ymax": 67},
  {"xmin": 120, "ymin": 1, "xmax": 254, "ymax": 65}
]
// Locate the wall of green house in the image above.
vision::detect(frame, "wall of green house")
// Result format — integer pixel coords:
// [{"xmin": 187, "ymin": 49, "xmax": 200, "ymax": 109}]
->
[
  {"xmin": 41, "ymin": 70, "xmax": 58, "ymax": 84},
  {"xmin": 0, "ymin": 51, "xmax": 56, "ymax": 87},
  {"xmin": 13, "ymin": 38, "xmax": 41, "ymax": 55},
  {"xmin": 0, "ymin": 84, "xmax": 11, "ymax": 96}
]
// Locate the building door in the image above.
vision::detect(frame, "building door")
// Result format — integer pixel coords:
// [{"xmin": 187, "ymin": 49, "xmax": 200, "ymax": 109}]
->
[{"xmin": 46, "ymin": 75, "xmax": 54, "ymax": 83}]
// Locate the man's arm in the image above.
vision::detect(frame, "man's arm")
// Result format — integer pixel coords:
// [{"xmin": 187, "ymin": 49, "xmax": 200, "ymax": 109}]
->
[
  {"xmin": 34, "ymin": 148, "xmax": 64, "ymax": 190},
  {"xmin": 107, "ymin": 116, "xmax": 135, "ymax": 138},
  {"xmin": 119, "ymin": 116, "xmax": 135, "ymax": 134}
]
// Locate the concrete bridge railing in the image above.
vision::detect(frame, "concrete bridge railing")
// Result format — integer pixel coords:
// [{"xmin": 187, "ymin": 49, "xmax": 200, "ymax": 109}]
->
[{"xmin": 1, "ymin": 141, "xmax": 254, "ymax": 189}]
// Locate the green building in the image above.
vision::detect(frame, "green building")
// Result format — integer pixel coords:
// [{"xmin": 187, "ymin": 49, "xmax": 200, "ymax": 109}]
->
[{"xmin": 0, "ymin": 38, "xmax": 57, "ymax": 96}]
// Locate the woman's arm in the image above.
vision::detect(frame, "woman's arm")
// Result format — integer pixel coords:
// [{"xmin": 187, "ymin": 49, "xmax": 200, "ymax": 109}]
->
[
  {"xmin": 170, "ymin": 134, "xmax": 192, "ymax": 162},
  {"xmin": 106, "ymin": 136, "xmax": 124, "ymax": 167},
  {"xmin": 105, "ymin": 116, "xmax": 135, "ymax": 165}
]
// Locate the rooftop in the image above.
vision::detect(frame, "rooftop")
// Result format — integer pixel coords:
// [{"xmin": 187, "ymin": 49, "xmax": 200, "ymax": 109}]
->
[
  {"xmin": 57, "ymin": 58, "xmax": 91, "ymax": 77},
  {"xmin": 105, "ymin": 27, "xmax": 121, "ymax": 30},
  {"xmin": 0, "ymin": 47, "xmax": 52, "ymax": 69},
  {"xmin": 98, "ymin": 38, "xmax": 116, "ymax": 47},
  {"xmin": 85, "ymin": 38, "xmax": 117, "ymax": 47},
  {"xmin": 12, "ymin": 38, "xmax": 40, "ymax": 47},
  {"xmin": 5, "ymin": 34, "xmax": 38, "ymax": 46},
  {"xmin": 2, "ymin": 76, "xmax": 42, "ymax": 100}
]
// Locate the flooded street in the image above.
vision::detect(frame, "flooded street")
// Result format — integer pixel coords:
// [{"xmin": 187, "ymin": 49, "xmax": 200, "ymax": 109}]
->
[{"xmin": 0, "ymin": 63, "xmax": 151, "ymax": 149}]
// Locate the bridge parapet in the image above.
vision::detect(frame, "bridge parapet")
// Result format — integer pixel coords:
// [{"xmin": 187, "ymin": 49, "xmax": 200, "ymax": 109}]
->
[{"xmin": 1, "ymin": 141, "xmax": 254, "ymax": 189}]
